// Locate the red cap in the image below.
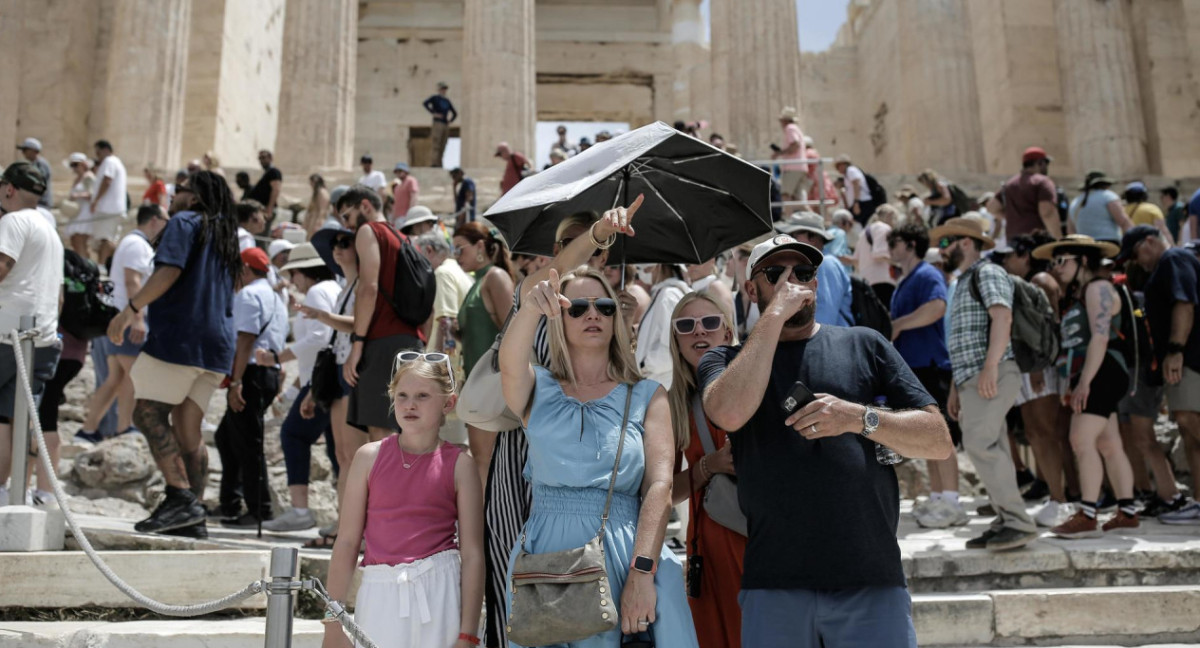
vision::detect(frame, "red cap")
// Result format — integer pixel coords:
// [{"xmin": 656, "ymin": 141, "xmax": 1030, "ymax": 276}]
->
[
  {"xmin": 1022, "ymin": 146, "xmax": 1051, "ymax": 164},
  {"xmin": 241, "ymin": 247, "xmax": 270, "ymax": 272}
]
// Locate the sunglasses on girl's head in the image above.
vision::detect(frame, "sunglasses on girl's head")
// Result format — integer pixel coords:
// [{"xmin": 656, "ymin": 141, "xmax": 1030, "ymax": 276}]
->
[
  {"xmin": 672, "ymin": 315, "xmax": 724, "ymax": 335},
  {"xmin": 937, "ymin": 236, "xmax": 963, "ymax": 249},
  {"xmin": 556, "ymin": 237, "xmax": 605, "ymax": 257},
  {"xmin": 393, "ymin": 351, "xmax": 456, "ymax": 391},
  {"xmin": 753, "ymin": 264, "xmax": 817, "ymax": 284},
  {"xmin": 333, "ymin": 236, "xmax": 354, "ymax": 249},
  {"xmin": 565, "ymin": 297, "xmax": 618, "ymax": 318},
  {"xmin": 1052, "ymin": 255, "xmax": 1079, "ymax": 267}
]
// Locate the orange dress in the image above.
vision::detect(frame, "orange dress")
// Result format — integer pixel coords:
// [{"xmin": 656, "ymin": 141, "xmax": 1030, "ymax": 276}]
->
[{"xmin": 682, "ymin": 414, "xmax": 747, "ymax": 648}]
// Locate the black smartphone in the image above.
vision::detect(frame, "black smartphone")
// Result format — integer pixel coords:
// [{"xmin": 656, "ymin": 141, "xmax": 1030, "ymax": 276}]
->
[
  {"xmin": 769, "ymin": 143, "xmax": 782, "ymax": 152},
  {"xmin": 781, "ymin": 380, "xmax": 817, "ymax": 415},
  {"xmin": 687, "ymin": 555, "xmax": 703, "ymax": 598}
]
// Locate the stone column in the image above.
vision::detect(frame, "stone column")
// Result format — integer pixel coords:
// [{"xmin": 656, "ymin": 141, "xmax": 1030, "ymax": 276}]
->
[
  {"xmin": 101, "ymin": 0, "xmax": 191, "ymax": 172},
  {"xmin": 461, "ymin": 0, "xmax": 536, "ymax": 168},
  {"xmin": 710, "ymin": 0, "xmax": 802, "ymax": 160},
  {"xmin": 276, "ymin": 0, "xmax": 357, "ymax": 170},
  {"xmin": 0, "ymin": 0, "xmax": 24, "ymax": 155},
  {"xmin": 1054, "ymin": 0, "xmax": 1147, "ymax": 176},
  {"xmin": 1129, "ymin": 0, "xmax": 1200, "ymax": 177},
  {"xmin": 895, "ymin": 0, "xmax": 984, "ymax": 173}
]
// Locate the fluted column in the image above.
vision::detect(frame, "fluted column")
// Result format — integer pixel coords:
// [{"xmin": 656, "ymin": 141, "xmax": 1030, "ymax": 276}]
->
[
  {"xmin": 461, "ymin": 0, "xmax": 536, "ymax": 168},
  {"xmin": 710, "ymin": 0, "xmax": 802, "ymax": 160},
  {"xmin": 0, "ymin": 0, "xmax": 24, "ymax": 155},
  {"xmin": 1129, "ymin": 0, "xmax": 1200, "ymax": 176},
  {"xmin": 102, "ymin": 0, "xmax": 191, "ymax": 171},
  {"xmin": 1054, "ymin": 0, "xmax": 1147, "ymax": 176},
  {"xmin": 896, "ymin": 0, "xmax": 984, "ymax": 173},
  {"xmin": 276, "ymin": 0, "xmax": 357, "ymax": 170}
]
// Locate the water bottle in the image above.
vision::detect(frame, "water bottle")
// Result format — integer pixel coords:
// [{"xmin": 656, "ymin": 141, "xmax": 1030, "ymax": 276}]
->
[{"xmin": 873, "ymin": 396, "xmax": 903, "ymax": 466}]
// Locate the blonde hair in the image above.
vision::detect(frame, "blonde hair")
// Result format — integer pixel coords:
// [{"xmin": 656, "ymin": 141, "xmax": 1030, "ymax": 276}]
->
[
  {"xmin": 555, "ymin": 212, "xmax": 600, "ymax": 243},
  {"xmin": 546, "ymin": 267, "xmax": 642, "ymax": 387},
  {"xmin": 666, "ymin": 292, "xmax": 738, "ymax": 451},
  {"xmin": 387, "ymin": 358, "xmax": 456, "ymax": 409},
  {"xmin": 204, "ymin": 151, "xmax": 221, "ymax": 168}
]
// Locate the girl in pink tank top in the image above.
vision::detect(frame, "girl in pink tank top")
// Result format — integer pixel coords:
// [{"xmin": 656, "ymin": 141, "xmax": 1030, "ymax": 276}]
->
[{"xmin": 323, "ymin": 354, "xmax": 484, "ymax": 648}]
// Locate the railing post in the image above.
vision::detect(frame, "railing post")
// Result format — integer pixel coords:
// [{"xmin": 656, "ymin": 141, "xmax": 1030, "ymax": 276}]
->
[
  {"xmin": 817, "ymin": 159, "xmax": 828, "ymax": 219},
  {"xmin": 264, "ymin": 547, "xmax": 298, "ymax": 648},
  {"xmin": 8, "ymin": 315, "xmax": 36, "ymax": 508}
]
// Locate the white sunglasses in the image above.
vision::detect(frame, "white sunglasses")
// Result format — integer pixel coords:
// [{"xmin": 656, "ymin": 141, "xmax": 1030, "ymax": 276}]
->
[{"xmin": 393, "ymin": 351, "xmax": 456, "ymax": 392}]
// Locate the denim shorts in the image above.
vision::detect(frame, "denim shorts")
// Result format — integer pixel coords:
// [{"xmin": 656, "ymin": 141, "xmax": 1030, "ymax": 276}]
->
[{"xmin": 103, "ymin": 327, "xmax": 145, "ymax": 357}]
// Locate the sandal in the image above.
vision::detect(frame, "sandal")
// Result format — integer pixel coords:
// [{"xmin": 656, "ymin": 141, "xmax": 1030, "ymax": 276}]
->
[{"xmin": 303, "ymin": 534, "xmax": 337, "ymax": 549}]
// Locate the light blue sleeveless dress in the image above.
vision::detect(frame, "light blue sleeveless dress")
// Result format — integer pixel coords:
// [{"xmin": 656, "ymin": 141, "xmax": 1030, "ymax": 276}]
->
[{"xmin": 507, "ymin": 366, "xmax": 699, "ymax": 648}]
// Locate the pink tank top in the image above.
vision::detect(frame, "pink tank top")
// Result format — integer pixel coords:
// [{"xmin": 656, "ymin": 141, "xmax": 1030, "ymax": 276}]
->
[{"xmin": 362, "ymin": 437, "xmax": 463, "ymax": 566}]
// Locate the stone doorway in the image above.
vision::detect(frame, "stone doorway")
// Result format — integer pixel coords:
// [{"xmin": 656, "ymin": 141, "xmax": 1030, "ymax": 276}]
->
[{"xmin": 408, "ymin": 125, "xmax": 461, "ymax": 168}]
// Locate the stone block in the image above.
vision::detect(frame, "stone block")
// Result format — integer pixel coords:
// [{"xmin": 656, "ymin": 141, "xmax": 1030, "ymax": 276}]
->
[
  {"xmin": 73, "ymin": 434, "xmax": 154, "ymax": 488},
  {"xmin": 0, "ymin": 619, "xmax": 324, "ymax": 648},
  {"xmin": 912, "ymin": 593, "xmax": 994, "ymax": 646},
  {"xmin": 911, "ymin": 540, "xmax": 1068, "ymax": 580},
  {"xmin": 0, "ymin": 551, "xmax": 269, "ymax": 609},
  {"xmin": 992, "ymin": 585, "xmax": 1200, "ymax": 639},
  {"xmin": 0, "ymin": 506, "xmax": 65, "ymax": 552}
]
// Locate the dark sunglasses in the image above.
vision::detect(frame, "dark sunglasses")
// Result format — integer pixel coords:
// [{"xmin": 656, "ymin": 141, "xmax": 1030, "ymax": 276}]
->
[
  {"xmin": 937, "ymin": 236, "xmax": 963, "ymax": 249},
  {"xmin": 672, "ymin": 315, "xmax": 724, "ymax": 335},
  {"xmin": 753, "ymin": 265, "xmax": 817, "ymax": 284},
  {"xmin": 333, "ymin": 236, "xmax": 355, "ymax": 250},
  {"xmin": 565, "ymin": 297, "xmax": 617, "ymax": 318},
  {"xmin": 556, "ymin": 237, "xmax": 605, "ymax": 257}
]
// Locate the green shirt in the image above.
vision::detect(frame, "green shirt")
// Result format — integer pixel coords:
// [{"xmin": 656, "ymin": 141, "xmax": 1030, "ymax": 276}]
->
[{"xmin": 458, "ymin": 265, "xmax": 500, "ymax": 380}]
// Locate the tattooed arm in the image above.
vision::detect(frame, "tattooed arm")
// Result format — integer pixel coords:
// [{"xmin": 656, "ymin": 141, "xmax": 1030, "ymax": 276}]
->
[
  {"xmin": 0, "ymin": 253, "xmax": 14, "ymax": 283},
  {"xmin": 1070, "ymin": 281, "xmax": 1119, "ymax": 414}
]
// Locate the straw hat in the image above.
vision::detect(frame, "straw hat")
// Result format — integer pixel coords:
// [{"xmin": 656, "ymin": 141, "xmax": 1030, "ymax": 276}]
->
[
  {"xmin": 929, "ymin": 217, "xmax": 995, "ymax": 251},
  {"xmin": 1031, "ymin": 234, "xmax": 1119, "ymax": 261},
  {"xmin": 279, "ymin": 243, "xmax": 327, "ymax": 272},
  {"xmin": 779, "ymin": 106, "xmax": 799, "ymax": 122}
]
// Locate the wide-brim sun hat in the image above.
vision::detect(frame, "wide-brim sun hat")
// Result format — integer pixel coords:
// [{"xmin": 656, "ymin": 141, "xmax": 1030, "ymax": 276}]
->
[
  {"xmin": 61, "ymin": 152, "xmax": 90, "ymax": 169},
  {"xmin": 1031, "ymin": 234, "xmax": 1119, "ymax": 261},
  {"xmin": 311, "ymin": 226, "xmax": 355, "ymax": 277},
  {"xmin": 775, "ymin": 211, "xmax": 833, "ymax": 242},
  {"xmin": 400, "ymin": 205, "xmax": 438, "ymax": 230},
  {"xmin": 929, "ymin": 217, "xmax": 995, "ymax": 251},
  {"xmin": 279, "ymin": 243, "xmax": 326, "ymax": 272}
]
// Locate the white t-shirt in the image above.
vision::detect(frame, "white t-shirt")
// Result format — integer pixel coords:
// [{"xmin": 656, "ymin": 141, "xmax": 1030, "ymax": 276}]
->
[
  {"xmin": 36, "ymin": 207, "xmax": 56, "ymax": 229},
  {"xmin": 0, "ymin": 209, "xmax": 64, "ymax": 345},
  {"xmin": 634, "ymin": 278, "xmax": 691, "ymax": 389},
  {"xmin": 110, "ymin": 230, "xmax": 155, "ymax": 311},
  {"xmin": 359, "ymin": 170, "xmax": 387, "ymax": 192},
  {"xmin": 238, "ymin": 227, "xmax": 255, "ymax": 252},
  {"xmin": 855, "ymin": 221, "xmax": 895, "ymax": 286},
  {"xmin": 844, "ymin": 165, "xmax": 871, "ymax": 203},
  {"xmin": 93, "ymin": 155, "xmax": 128, "ymax": 215},
  {"xmin": 290, "ymin": 280, "xmax": 340, "ymax": 384}
]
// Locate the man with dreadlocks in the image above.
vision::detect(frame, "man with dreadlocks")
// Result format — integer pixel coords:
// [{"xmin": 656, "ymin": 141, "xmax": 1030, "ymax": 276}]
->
[{"xmin": 108, "ymin": 170, "xmax": 241, "ymax": 538}]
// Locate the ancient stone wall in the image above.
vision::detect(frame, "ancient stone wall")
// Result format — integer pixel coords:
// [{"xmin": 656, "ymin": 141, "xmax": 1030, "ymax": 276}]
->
[
  {"xmin": 799, "ymin": 46, "xmax": 867, "ymax": 164},
  {"xmin": 212, "ymin": 0, "xmax": 285, "ymax": 166},
  {"xmin": 1129, "ymin": 0, "xmax": 1200, "ymax": 178},
  {"xmin": 851, "ymin": 0, "xmax": 904, "ymax": 172}
]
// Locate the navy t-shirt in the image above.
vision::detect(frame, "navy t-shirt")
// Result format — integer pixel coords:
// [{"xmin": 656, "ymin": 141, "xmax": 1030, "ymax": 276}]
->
[
  {"xmin": 1145, "ymin": 247, "xmax": 1200, "ymax": 373},
  {"xmin": 142, "ymin": 210, "xmax": 236, "ymax": 374},
  {"xmin": 891, "ymin": 261, "xmax": 951, "ymax": 370},
  {"xmin": 455, "ymin": 177, "xmax": 477, "ymax": 222},
  {"xmin": 699, "ymin": 326, "xmax": 934, "ymax": 590}
]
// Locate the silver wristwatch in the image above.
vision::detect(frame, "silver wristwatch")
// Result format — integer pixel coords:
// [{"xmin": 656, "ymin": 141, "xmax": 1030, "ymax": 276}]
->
[{"xmin": 861, "ymin": 405, "xmax": 880, "ymax": 438}]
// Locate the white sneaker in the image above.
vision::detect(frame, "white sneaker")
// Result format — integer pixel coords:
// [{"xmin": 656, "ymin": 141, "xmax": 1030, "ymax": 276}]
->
[
  {"xmin": 1035, "ymin": 500, "xmax": 1074, "ymax": 528},
  {"xmin": 916, "ymin": 500, "xmax": 966, "ymax": 528},
  {"xmin": 262, "ymin": 508, "xmax": 316, "ymax": 532},
  {"xmin": 913, "ymin": 498, "xmax": 934, "ymax": 517}
]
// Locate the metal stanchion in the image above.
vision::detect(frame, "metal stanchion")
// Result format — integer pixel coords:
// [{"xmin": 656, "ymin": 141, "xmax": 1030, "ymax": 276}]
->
[
  {"xmin": 8, "ymin": 315, "xmax": 35, "ymax": 507},
  {"xmin": 264, "ymin": 546, "xmax": 299, "ymax": 648}
]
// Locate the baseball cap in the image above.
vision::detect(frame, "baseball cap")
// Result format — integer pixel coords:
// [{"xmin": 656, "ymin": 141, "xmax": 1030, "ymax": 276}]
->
[
  {"xmin": 1, "ymin": 161, "xmax": 47, "ymax": 195},
  {"xmin": 241, "ymin": 247, "xmax": 271, "ymax": 273},
  {"xmin": 393, "ymin": 162, "xmax": 409, "ymax": 173},
  {"xmin": 16, "ymin": 137, "xmax": 42, "ymax": 152},
  {"xmin": 268, "ymin": 238, "xmax": 295, "ymax": 260},
  {"xmin": 360, "ymin": 154, "xmax": 373, "ymax": 163},
  {"xmin": 1022, "ymin": 146, "xmax": 1052, "ymax": 164},
  {"xmin": 1117, "ymin": 225, "xmax": 1159, "ymax": 262},
  {"xmin": 747, "ymin": 234, "xmax": 824, "ymax": 277},
  {"xmin": 1124, "ymin": 181, "xmax": 1147, "ymax": 194}
]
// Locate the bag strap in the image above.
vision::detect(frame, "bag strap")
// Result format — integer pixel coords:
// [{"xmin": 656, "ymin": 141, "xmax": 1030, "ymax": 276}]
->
[
  {"xmin": 598, "ymin": 385, "xmax": 636, "ymax": 544},
  {"xmin": 324, "ymin": 278, "xmax": 357, "ymax": 347},
  {"xmin": 692, "ymin": 394, "xmax": 717, "ymax": 455}
]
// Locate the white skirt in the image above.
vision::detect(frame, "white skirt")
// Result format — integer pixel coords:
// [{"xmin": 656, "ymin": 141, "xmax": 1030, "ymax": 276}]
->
[{"xmin": 353, "ymin": 549, "xmax": 462, "ymax": 648}]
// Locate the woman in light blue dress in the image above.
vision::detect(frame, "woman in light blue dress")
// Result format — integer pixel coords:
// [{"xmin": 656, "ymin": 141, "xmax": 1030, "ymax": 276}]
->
[{"xmin": 498, "ymin": 259, "xmax": 698, "ymax": 648}]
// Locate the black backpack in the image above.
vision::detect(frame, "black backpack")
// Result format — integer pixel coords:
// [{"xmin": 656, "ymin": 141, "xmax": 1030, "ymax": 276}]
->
[
  {"xmin": 60, "ymin": 250, "xmax": 119, "ymax": 339},
  {"xmin": 1113, "ymin": 283, "xmax": 1154, "ymax": 395},
  {"xmin": 948, "ymin": 183, "xmax": 973, "ymax": 218},
  {"xmin": 382, "ymin": 225, "xmax": 436, "ymax": 328},
  {"xmin": 863, "ymin": 172, "xmax": 888, "ymax": 208},
  {"xmin": 850, "ymin": 276, "xmax": 892, "ymax": 339}
]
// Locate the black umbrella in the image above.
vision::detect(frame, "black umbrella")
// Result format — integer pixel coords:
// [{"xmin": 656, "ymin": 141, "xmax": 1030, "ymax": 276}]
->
[{"xmin": 482, "ymin": 121, "xmax": 774, "ymax": 265}]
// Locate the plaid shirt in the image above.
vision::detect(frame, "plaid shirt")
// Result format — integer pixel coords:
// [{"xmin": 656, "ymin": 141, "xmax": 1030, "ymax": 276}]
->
[{"xmin": 948, "ymin": 260, "xmax": 1014, "ymax": 385}]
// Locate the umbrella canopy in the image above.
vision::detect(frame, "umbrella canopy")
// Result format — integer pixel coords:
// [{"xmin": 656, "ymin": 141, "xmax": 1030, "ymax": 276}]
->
[{"xmin": 483, "ymin": 121, "xmax": 774, "ymax": 265}]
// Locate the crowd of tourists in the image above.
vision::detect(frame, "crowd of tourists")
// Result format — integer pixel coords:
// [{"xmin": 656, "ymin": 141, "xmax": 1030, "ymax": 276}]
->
[{"xmin": 1, "ymin": 119, "xmax": 1199, "ymax": 648}]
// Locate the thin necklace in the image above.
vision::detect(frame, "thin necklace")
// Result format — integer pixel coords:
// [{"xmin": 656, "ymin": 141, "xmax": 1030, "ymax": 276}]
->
[{"xmin": 398, "ymin": 437, "xmax": 441, "ymax": 470}]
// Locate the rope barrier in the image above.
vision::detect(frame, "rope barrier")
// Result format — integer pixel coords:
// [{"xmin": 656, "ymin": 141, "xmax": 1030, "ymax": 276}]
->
[{"xmin": 6, "ymin": 329, "xmax": 381, "ymax": 647}]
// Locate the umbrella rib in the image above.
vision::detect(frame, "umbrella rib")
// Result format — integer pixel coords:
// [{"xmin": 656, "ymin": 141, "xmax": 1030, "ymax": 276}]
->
[
  {"xmin": 637, "ymin": 172, "xmax": 703, "ymax": 263},
  {"xmin": 638, "ymin": 167, "xmax": 773, "ymax": 230}
]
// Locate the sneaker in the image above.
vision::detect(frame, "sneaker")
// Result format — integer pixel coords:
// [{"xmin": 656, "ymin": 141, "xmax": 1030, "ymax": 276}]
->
[
  {"xmin": 1101, "ymin": 510, "xmax": 1140, "ymax": 533},
  {"xmin": 134, "ymin": 488, "xmax": 206, "ymax": 534},
  {"xmin": 163, "ymin": 520, "xmax": 209, "ymax": 539},
  {"xmin": 117, "ymin": 426, "xmax": 142, "ymax": 438},
  {"xmin": 1035, "ymin": 501, "xmax": 1074, "ymax": 528},
  {"xmin": 1016, "ymin": 468, "xmax": 1036, "ymax": 494},
  {"xmin": 1095, "ymin": 492, "xmax": 1118, "ymax": 514},
  {"xmin": 1023, "ymin": 479, "xmax": 1050, "ymax": 503},
  {"xmin": 965, "ymin": 528, "xmax": 1000, "ymax": 550},
  {"xmin": 1051, "ymin": 511, "xmax": 1102, "ymax": 539},
  {"xmin": 1147, "ymin": 495, "xmax": 1188, "ymax": 518},
  {"xmin": 221, "ymin": 512, "xmax": 272, "ymax": 528},
  {"xmin": 912, "ymin": 498, "xmax": 934, "ymax": 517},
  {"xmin": 318, "ymin": 521, "xmax": 339, "ymax": 537},
  {"xmin": 1159, "ymin": 499, "xmax": 1200, "ymax": 525},
  {"xmin": 985, "ymin": 526, "xmax": 1039, "ymax": 552},
  {"xmin": 262, "ymin": 508, "xmax": 316, "ymax": 532},
  {"xmin": 976, "ymin": 503, "xmax": 996, "ymax": 516},
  {"xmin": 74, "ymin": 430, "xmax": 104, "ymax": 445}
]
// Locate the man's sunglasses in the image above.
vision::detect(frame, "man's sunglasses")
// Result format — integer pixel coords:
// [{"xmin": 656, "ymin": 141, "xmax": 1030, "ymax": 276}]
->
[
  {"xmin": 753, "ymin": 265, "xmax": 817, "ymax": 284},
  {"xmin": 393, "ymin": 351, "xmax": 456, "ymax": 391},
  {"xmin": 333, "ymin": 236, "xmax": 355, "ymax": 250},
  {"xmin": 672, "ymin": 315, "xmax": 724, "ymax": 335},
  {"xmin": 565, "ymin": 297, "xmax": 617, "ymax": 318},
  {"xmin": 556, "ymin": 237, "xmax": 604, "ymax": 257},
  {"xmin": 937, "ymin": 236, "xmax": 963, "ymax": 249}
]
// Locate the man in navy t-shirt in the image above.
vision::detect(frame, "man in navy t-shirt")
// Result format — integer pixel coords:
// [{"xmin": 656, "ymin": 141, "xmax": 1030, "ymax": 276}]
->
[
  {"xmin": 450, "ymin": 167, "xmax": 476, "ymax": 226},
  {"xmin": 701, "ymin": 234, "xmax": 952, "ymax": 648},
  {"xmin": 108, "ymin": 171, "xmax": 240, "ymax": 538},
  {"xmin": 887, "ymin": 221, "xmax": 965, "ymax": 529}
]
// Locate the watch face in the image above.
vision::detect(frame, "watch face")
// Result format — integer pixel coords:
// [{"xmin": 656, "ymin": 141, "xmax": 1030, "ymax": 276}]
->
[{"xmin": 865, "ymin": 410, "xmax": 880, "ymax": 428}]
